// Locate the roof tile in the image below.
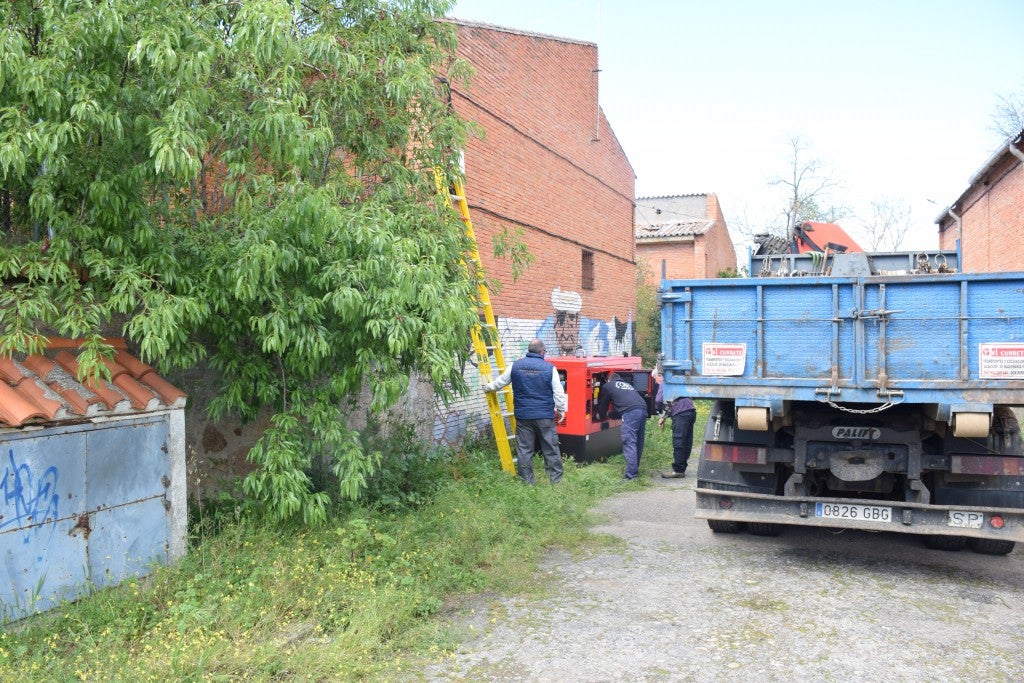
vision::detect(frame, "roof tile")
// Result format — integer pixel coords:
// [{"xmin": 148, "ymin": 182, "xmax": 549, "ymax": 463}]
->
[
  {"xmin": 112, "ymin": 374, "xmax": 158, "ymax": 410},
  {"xmin": 22, "ymin": 355, "xmax": 56, "ymax": 379},
  {"xmin": 0, "ymin": 357, "xmax": 28, "ymax": 385},
  {"xmin": 48, "ymin": 382, "xmax": 93, "ymax": 416},
  {"xmin": 0, "ymin": 381, "xmax": 46, "ymax": 427},
  {"xmin": 17, "ymin": 379, "xmax": 64, "ymax": 421}
]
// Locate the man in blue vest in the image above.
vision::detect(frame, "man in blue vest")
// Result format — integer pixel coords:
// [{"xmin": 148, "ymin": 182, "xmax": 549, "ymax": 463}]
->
[{"xmin": 482, "ymin": 339, "xmax": 568, "ymax": 484}]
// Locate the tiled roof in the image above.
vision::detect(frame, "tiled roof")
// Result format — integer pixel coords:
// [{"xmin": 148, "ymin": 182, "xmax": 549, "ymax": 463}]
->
[
  {"xmin": 0, "ymin": 338, "xmax": 186, "ymax": 428},
  {"xmin": 635, "ymin": 219, "xmax": 716, "ymax": 240}
]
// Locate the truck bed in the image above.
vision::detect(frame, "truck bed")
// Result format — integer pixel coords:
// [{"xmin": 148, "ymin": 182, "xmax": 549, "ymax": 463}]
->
[{"xmin": 660, "ymin": 271, "xmax": 1024, "ymax": 411}]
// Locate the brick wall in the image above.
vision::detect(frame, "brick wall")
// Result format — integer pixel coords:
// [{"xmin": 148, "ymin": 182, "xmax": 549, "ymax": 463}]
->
[
  {"xmin": 938, "ymin": 142, "xmax": 1024, "ymax": 273},
  {"xmin": 702, "ymin": 194, "xmax": 737, "ymax": 276},
  {"xmin": 439, "ymin": 21, "xmax": 637, "ymax": 441},
  {"xmin": 636, "ymin": 240, "xmax": 696, "ymax": 282}
]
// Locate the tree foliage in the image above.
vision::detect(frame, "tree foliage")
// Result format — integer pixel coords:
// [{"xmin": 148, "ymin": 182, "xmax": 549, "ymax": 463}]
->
[
  {"xmin": 0, "ymin": 0, "xmax": 478, "ymax": 523},
  {"xmin": 633, "ymin": 261, "xmax": 660, "ymax": 367}
]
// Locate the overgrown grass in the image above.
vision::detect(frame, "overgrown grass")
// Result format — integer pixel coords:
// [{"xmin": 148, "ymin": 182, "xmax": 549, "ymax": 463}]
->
[{"xmin": 0, "ymin": 413, "xmax": 706, "ymax": 681}]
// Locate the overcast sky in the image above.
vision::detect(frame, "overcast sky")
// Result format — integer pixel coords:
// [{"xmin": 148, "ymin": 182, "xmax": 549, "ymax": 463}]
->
[{"xmin": 449, "ymin": 0, "xmax": 1024, "ymax": 254}]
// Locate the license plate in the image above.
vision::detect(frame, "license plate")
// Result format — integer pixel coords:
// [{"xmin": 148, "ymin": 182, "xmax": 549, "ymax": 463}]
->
[
  {"xmin": 948, "ymin": 510, "xmax": 984, "ymax": 529},
  {"xmin": 815, "ymin": 502, "xmax": 892, "ymax": 522}
]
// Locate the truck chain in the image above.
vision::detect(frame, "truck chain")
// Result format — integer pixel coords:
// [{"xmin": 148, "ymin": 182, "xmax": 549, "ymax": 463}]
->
[{"xmin": 820, "ymin": 399, "xmax": 899, "ymax": 414}]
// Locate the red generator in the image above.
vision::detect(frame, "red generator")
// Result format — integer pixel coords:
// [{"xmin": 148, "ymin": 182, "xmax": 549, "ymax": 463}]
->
[{"xmin": 549, "ymin": 355, "xmax": 656, "ymax": 463}]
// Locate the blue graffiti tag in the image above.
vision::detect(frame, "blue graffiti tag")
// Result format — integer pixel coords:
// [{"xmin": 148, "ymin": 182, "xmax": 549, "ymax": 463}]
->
[{"xmin": 1, "ymin": 449, "xmax": 59, "ymax": 533}]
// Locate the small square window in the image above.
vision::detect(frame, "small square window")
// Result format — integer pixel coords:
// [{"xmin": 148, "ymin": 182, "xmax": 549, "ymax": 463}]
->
[{"xmin": 582, "ymin": 250, "xmax": 595, "ymax": 291}]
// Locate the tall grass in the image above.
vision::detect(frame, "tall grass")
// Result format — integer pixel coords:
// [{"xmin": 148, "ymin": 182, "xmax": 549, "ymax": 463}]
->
[{"xmin": 0, "ymin": 413, "xmax": 705, "ymax": 681}]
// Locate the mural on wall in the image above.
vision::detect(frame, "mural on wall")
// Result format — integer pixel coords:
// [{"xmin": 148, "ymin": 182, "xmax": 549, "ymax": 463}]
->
[
  {"xmin": 432, "ymin": 286, "xmax": 634, "ymax": 442},
  {"xmin": 550, "ymin": 288, "xmax": 582, "ymax": 356},
  {"xmin": 536, "ymin": 287, "xmax": 632, "ymax": 357}
]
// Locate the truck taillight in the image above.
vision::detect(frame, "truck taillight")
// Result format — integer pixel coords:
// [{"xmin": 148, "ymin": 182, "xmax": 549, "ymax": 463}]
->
[
  {"xmin": 719, "ymin": 497, "xmax": 734, "ymax": 510},
  {"xmin": 990, "ymin": 515, "xmax": 1005, "ymax": 529},
  {"xmin": 703, "ymin": 443, "xmax": 767, "ymax": 465}
]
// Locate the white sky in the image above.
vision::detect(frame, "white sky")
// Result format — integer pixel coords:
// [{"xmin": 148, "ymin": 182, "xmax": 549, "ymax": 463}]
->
[{"xmin": 449, "ymin": 0, "xmax": 1024, "ymax": 254}]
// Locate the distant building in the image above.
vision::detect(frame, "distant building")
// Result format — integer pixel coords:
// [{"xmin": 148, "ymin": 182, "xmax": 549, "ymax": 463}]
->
[
  {"xmin": 936, "ymin": 132, "xmax": 1024, "ymax": 272},
  {"xmin": 634, "ymin": 194, "xmax": 736, "ymax": 283},
  {"xmin": 439, "ymin": 20, "xmax": 637, "ymax": 441}
]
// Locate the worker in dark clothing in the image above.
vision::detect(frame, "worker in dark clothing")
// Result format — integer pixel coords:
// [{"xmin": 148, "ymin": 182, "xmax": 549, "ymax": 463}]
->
[
  {"xmin": 482, "ymin": 338, "xmax": 567, "ymax": 485},
  {"xmin": 595, "ymin": 372, "xmax": 649, "ymax": 480},
  {"xmin": 653, "ymin": 369, "xmax": 696, "ymax": 478}
]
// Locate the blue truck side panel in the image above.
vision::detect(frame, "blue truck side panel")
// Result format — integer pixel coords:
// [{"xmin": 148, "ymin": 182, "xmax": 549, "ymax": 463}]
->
[{"xmin": 660, "ymin": 272, "xmax": 1024, "ymax": 408}]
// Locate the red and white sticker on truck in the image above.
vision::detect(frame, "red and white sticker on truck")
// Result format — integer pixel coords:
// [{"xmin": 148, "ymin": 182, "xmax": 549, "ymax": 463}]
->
[
  {"xmin": 979, "ymin": 343, "xmax": 1024, "ymax": 379},
  {"xmin": 701, "ymin": 343, "xmax": 746, "ymax": 376}
]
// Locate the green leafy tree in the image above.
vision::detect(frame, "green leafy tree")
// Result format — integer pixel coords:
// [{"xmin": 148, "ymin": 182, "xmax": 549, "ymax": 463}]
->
[
  {"xmin": 633, "ymin": 261, "xmax": 660, "ymax": 366},
  {"xmin": 0, "ymin": 0, "xmax": 477, "ymax": 523}
]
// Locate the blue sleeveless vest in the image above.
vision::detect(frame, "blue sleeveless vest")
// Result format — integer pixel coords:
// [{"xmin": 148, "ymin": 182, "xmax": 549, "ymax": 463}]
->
[{"xmin": 510, "ymin": 352, "xmax": 555, "ymax": 420}]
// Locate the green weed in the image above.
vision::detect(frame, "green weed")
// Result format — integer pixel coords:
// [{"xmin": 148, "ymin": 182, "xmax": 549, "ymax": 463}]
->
[{"xmin": 0, "ymin": 420, "xmax": 675, "ymax": 681}]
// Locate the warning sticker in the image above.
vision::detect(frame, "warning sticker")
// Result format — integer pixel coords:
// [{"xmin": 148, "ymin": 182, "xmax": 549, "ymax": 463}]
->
[
  {"xmin": 979, "ymin": 343, "xmax": 1024, "ymax": 379},
  {"xmin": 702, "ymin": 343, "xmax": 747, "ymax": 376}
]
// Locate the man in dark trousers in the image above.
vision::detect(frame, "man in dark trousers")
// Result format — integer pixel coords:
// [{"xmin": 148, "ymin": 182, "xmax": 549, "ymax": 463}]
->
[
  {"xmin": 653, "ymin": 368, "xmax": 696, "ymax": 478},
  {"xmin": 482, "ymin": 339, "xmax": 567, "ymax": 484},
  {"xmin": 595, "ymin": 371, "xmax": 649, "ymax": 480}
]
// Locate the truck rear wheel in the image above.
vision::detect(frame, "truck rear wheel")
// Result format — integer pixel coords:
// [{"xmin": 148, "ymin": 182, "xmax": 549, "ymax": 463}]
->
[
  {"xmin": 967, "ymin": 538, "xmax": 1015, "ymax": 556},
  {"xmin": 923, "ymin": 535, "xmax": 967, "ymax": 551},
  {"xmin": 707, "ymin": 519, "xmax": 745, "ymax": 533},
  {"xmin": 748, "ymin": 522, "xmax": 782, "ymax": 536}
]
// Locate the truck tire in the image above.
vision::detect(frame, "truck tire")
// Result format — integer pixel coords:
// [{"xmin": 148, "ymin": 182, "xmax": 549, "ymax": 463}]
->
[
  {"xmin": 923, "ymin": 535, "xmax": 967, "ymax": 551},
  {"xmin": 748, "ymin": 522, "xmax": 782, "ymax": 537},
  {"xmin": 707, "ymin": 519, "xmax": 745, "ymax": 533},
  {"xmin": 967, "ymin": 538, "xmax": 1015, "ymax": 556}
]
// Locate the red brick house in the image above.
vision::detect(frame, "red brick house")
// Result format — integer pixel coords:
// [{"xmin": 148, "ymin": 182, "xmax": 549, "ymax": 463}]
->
[
  {"xmin": 936, "ymin": 132, "xmax": 1024, "ymax": 272},
  {"xmin": 438, "ymin": 20, "xmax": 637, "ymax": 440},
  {"xmin": 634, "ymin": 194, "xmax": 736, "ymax": 284}
]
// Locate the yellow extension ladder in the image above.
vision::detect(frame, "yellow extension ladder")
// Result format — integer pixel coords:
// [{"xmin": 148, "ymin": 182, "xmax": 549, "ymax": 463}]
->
[{"xmin": 444, "ymin": 175, "xmax": 518, "ymax": 474}]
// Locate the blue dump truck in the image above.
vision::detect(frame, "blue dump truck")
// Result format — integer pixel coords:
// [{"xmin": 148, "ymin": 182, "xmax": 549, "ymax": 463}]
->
[{"xmin": 659, "ymin": 250, "xmax": 1024, "ymax": 554}]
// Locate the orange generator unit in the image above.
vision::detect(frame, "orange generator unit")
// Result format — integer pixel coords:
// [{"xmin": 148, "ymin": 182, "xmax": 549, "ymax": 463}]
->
[{"xmin": 549, "ymin": 355, "xmax": 656, "ymax": 463}]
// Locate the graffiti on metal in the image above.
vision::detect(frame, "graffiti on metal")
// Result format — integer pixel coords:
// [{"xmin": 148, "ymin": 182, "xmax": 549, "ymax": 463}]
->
[{"xmin": 1, "ymin": 448, "xmax": 59, "ymax": 537}]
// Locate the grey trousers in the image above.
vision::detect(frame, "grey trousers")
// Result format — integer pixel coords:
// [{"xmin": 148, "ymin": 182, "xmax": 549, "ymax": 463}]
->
[{"xmin": 514, "ymin": 418, "xmax": 563, "ymax": 484}]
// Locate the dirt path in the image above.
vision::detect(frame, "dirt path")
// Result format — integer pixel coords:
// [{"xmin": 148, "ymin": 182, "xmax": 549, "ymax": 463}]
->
[{"xmin": 422, "ymin": 476, "xmax": 1024, "ymax": 682}]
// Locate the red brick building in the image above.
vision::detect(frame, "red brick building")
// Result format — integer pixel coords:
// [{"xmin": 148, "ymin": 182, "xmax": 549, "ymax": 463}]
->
[
  {"xmin": 936, "ymin": 132, "xmax": 1024, "ymax": 272},
  {"xmin": 437, "ymin": 20, "xmax": 637, "ymax": 440},
  {"xmin": 634, "ymin": 194, "xmax": 736, "ymax": 284}
]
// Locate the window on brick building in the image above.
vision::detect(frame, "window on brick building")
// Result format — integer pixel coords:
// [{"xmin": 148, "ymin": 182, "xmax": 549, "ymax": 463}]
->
[{"xmin": 581, "ymin": 250, "xmax": 595, "ymax": 291}]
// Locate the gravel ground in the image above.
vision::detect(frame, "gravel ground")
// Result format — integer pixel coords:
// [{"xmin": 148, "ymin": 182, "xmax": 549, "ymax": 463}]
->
[{"xmin": 420, "ymin": 475, "xmax": 1024, "ymax": 682}]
